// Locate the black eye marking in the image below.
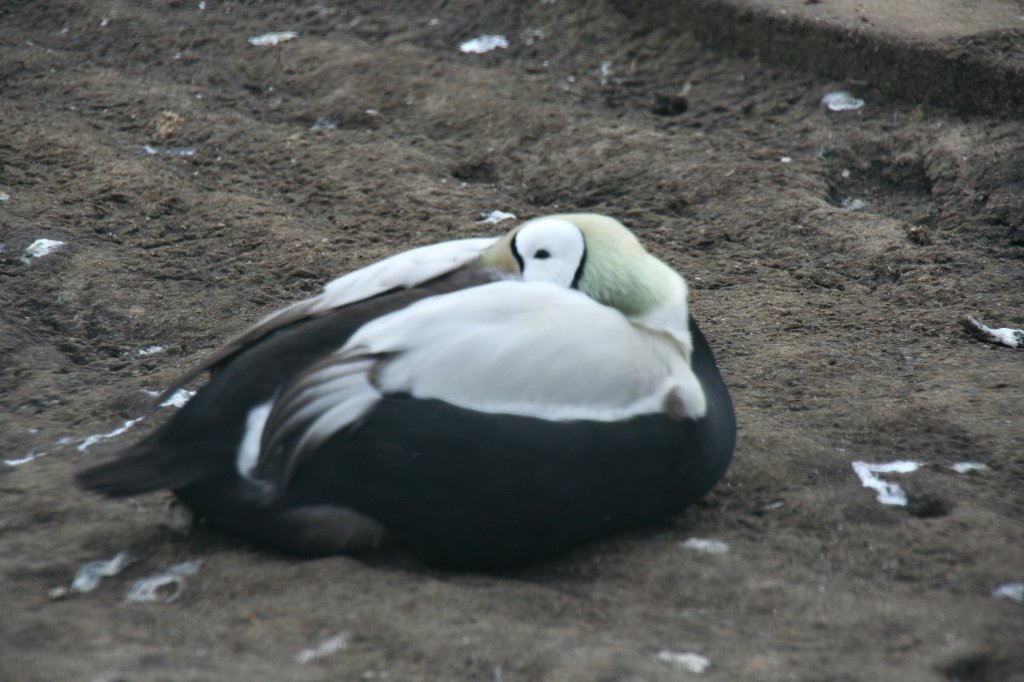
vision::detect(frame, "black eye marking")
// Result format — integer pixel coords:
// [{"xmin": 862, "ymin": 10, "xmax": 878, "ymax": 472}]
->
[
  {"xmin": 534, "ymin": 249, "xmax": 551, "ymax": 259},
  {"xmin": 510, "ymin": 232, "xmax": 525, "ymax": 271}
]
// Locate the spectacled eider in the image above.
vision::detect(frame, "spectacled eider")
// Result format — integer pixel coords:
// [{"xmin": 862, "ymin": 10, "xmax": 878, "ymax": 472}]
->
[{"xmin": 76, "ymin": 214, "xmax": 736, "ymax": 568}]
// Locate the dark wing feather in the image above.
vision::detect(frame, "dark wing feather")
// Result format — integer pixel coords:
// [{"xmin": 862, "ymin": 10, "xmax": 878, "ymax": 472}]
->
[{"xmin": 75, "ymin": 268, "xmax": 500, "ymax": 499}]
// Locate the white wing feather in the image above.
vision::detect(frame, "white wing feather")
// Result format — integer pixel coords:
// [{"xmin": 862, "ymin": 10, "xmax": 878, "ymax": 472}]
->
[
  {"xmin": 248, "ymin": 237, "xmax": 497, "ymax": 331},
  {"xmin": 347, "ymin": 280, "xmax": 702, "ymax": 416}
]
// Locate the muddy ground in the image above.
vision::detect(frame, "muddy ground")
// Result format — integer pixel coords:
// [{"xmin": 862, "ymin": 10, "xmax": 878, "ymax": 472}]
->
[{"xmin": 1, "ymin": 1, "xmax": 1022, "ymax": 681}]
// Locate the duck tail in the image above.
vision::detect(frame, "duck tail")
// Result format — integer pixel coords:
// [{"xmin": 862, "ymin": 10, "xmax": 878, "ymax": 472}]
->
[{"xmin": 74, "ymin": 440, "xmax": 225, "ymax": 498}]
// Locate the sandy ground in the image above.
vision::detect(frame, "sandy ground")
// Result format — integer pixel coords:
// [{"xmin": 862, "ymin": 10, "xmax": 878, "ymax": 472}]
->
[{"xmin": 1, "ymin": 2, "xmax": 1022, "ymax": 680}]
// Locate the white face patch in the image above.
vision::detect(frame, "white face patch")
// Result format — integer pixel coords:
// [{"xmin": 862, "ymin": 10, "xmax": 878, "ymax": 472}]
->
[{"xmin": 512, "ymin": 218, "xmax": 585, "ymax": 288}]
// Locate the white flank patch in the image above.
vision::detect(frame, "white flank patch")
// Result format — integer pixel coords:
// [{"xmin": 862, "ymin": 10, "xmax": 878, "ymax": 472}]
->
[
  {"xmin": 71, "ymin": 551, "xmax": 134, "ymax": 593},
  {"xmin": 477, "ymin": 209, "xmax": 517, "ymax": 224},
  {"xmin": 821, "ymin": 91, "xmax": 865, "ymax": 111},
  {"xmin": 950, "ymin": 461, "xmax": 989, "ymax": 474},
  {"xmin": 24, "ymin": 238, "xmax": 65, "ymax": 260},
  {"xmin": 655, "ymin": 651, "xmax": 710, "ymax": 674},
  {"xmin": 296, "ymin": 633, "xmax": 349, "ymax": 664},
  {"xmin": 680, "ymin": 537, "xmax": 730, "ymax": 554},
  {"xmin": 160, "ymin": 388, "xmax": 196, "ymax": 409},
  {"xmin": 237, "ymin": 400, "xmax": 274, "ymax": 478},
  {"xmin": 137, "ymin": 345, "xmax": 164, "ymax": 356},
  {"xmin": 851, "ymin": 460, "xmax": 921, "ymax": 506},
  {"xmin": 992, "ymin": 582, "xmax": 1024, "ymax": 604},
  {"xmin": 125, "ymin": 559, "xmax": 202, "ymax": 603},
  {"xmin": 459, "ymin": 35, "xmax": 508, "ymax": 54},
  {"xmin": 248, "ymin": 31, "xmax": 298, "ymax": 47}
]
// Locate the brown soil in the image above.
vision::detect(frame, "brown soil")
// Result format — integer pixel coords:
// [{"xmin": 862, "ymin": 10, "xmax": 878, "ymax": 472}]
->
[{"xmin": 1, "ymin": 2, "xmax": 1021, "ymax": 681}]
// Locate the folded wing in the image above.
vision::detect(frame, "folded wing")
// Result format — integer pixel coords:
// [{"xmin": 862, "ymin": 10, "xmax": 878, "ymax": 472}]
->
[{"xmin": 253, "ymin": 280, "xmax": 707, "ymax": 485}]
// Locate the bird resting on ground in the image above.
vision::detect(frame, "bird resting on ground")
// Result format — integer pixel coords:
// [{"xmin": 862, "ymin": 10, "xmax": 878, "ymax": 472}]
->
[{"xmin": 76, "ymin": 214, "xmax": 736, "ymax": 568}]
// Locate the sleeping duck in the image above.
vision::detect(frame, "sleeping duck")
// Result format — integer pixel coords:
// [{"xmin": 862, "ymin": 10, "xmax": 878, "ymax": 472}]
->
[{"xmin": 76, "ymin": 214, "xmax": 735, "ymax": 568}]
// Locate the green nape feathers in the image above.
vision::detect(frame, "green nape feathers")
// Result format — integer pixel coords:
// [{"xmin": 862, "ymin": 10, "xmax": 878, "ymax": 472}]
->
[{"xmin": 477, "ymin": 213, "xmax": 686, "ymax": 319}]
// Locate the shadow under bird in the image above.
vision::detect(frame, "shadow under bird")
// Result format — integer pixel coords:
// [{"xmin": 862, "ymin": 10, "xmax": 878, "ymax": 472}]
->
[{"xmin": 76, "ymin": 214, "xmax": 736, "ymax": 568}]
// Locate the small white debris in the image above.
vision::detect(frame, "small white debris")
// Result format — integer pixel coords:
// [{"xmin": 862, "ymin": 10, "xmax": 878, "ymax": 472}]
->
[
  {"xmin": 992, "ymin": 582, "xmax": 1024, "ymax": 604},
  {"xmin": 962, "ymin": 316, "xmax": 1023, "ymax": 349},
  {"xmin": 100, "ymin": 16, "xmax": 109, "ymax": 27},
  {"xmin": 655, "ymin": 651, "xmax": 710, "ymax": 674},
  {"xmin": 477, "ymin": 210, "xmax": 517, "ymax": 224},
  {"xmin": 137, "ymin": 345, "xmax": 165, "ymax": 356},
  {"xmin": 296, "ymin": 633, "xmax": 349, "ymax": 664},
  {"xmin": 311, "ymin": 116, "xmax": 338, "ymax": 131},
  {"xmin": 779, "ymin": 156, "xmax": 792, "ymax": 163},
  {"xmin": 141, "ymin": 145, "xmax": 196, "ymax": 156},
  {"xmin": 950, "ymin": 461, "xmax": 989, "ymax": 474},
  {"xmin": 821, "ymin": 91, "xmax": 865, "ymax": 111},
  {"xmin": 841, "ymin": 169, "xmax": 851, "ymax": 178},
  {"xmin": 23, "ymin": 238, "xmax": 65, "ymax": 260},
  {"xmin": 198, "ymin": 1, "xmax": 206, "ymax": 9},
  {"xmin": 459, "ymin": 35, "xmax": 508, "ymax": 54},
  {"xmin": 599, "ymin": 61, "xmax": 612, "ymax": 85},
  {"xmin": 71, "ymin": 551, "xmax": 134, "ymax": 593},
  {"xmin": 680, "ymin": 537, "xmax": 730, "ymax": 554},
  {"xmin": 248, "ymin": 31, "xmax": 298, "ymax": 47},
  {"xmin": 521, "ymin": 29, "xmax": 544, "ymax": 46},
  {"xmin": 0, "ymin": 191, "xmax": 10, "ymax": 201},
  {"xmin": 48, "ymin": 586, "xmax": 69, "ymax": 600},
  {"xmin": 77, "ymin": 417, "xmax": 146, "ymax": 452},
  {"xmin": 125, "ymin": 559, "xmax": 202, "ymax": 603},
  {"xmin": 160, "ymin": 388, "xmax": 196, "ymax": 409},
  {"xmin": 4, "ymin": 436, "xmax": 73, "ymax": 467},
  {"xmin": 852, "ymin": 460, "xmax": 921, "ymax": 506},
  {"xmin": 840, "ymin": 197, "xmax": 868, "ymax": 211}
]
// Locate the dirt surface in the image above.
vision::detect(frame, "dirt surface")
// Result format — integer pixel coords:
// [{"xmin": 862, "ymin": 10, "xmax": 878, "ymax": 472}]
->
[
  {"xmin": 617, "ymin": 0, "xmax": 1024, "ymax": 119},
  {"xmin": 2, "ymin": 2, "xmax": 1022, "ymax": 680}
]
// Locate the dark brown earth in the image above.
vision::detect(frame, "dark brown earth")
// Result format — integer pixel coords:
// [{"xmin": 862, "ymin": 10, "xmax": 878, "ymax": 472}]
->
[{"xmin": 1, "ymin": 2, "xmax": 1022, "ymax": 681}]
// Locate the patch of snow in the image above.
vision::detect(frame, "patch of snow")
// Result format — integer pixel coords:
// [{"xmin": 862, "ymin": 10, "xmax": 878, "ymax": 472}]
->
[
  {"xmin": 125, "ymin": 559, "xmax": 202, "ymax": 603},
  {"xmin": 459, "ymin": 35, "xmax": 508, "ymax": 54},
  {"xmin": 71, "ymin": 551, "xmax": 134, "ymax": 593},
  {"xmin": 477, "ymin": 210, "xmax": 517, "ymax": 224},
  {"xmin": 992, "ymin": 582, "xmax": 1024, "ymax": 604},
  {"xmin": 23, "ymin": 238, "xmax": 65, "ymax": 260},
  {"xmin": 296, "ymin": 633, "xmax": 350, "ymax": 663},
  {"xmin": 962, "ymin": 316, "xmax": 1023, "ymax": 348},
  {"xmin": 851, "ymin": 460, "xmax": 921, "ymax": 506},
  {"xmin": 248, "ymin": 31, "xmax": 298, "ymax": 47},
  {"xmin": 950, "ymin": 461, "xmax": 989, "ymax": 474},
  {"xmin": 311, "ymin": 116, "xmax": 337, "ymax": 131},
  {"xmin": 654, "ymin": 651, "xmax": 710, "ymax": 674},
  {"xmin": 160, "ymin": 388, "xmax": 196, "ymax": 409},
  {"xmin": 4, "ymin": 436, "xmax": 73, "ymax": 467},
  {"xmin": 77, "ymin": 417, "xmax": 146, "ymax": 452},
  {"xmin": 137, "ymin": 345, "xmax": 165, "ymax": 356},
  {"xmin": 680, "ymin": 537, "xmax": 730, "ymax": 554},
  {"xmin": 0, "ymin": 191, "xmax": 10, "ymax": 201},
  {"xmin": 141, "ymin": 145, "xmax": 196, "ymax": 156},
  {"xmin": 840, "ymin": 197, "xmax": 868, "ymax": 211},
  {"xmin": 821, "ymin": 91, "xmax": 864, "ymax": 111}
]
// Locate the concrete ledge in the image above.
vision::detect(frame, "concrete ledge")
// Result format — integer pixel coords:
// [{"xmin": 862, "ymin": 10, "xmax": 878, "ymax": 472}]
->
[{"xmin": 613, "ymin": 0, "xmax": 1024, "ymax": 119}]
